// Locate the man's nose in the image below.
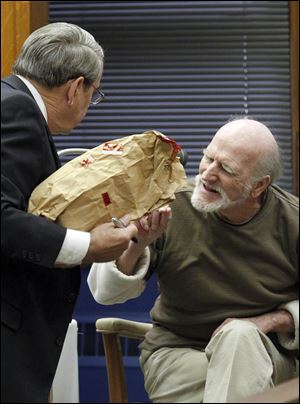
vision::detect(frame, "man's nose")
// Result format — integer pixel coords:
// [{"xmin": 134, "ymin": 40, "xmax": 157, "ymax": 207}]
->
[{"xmin": 201, "ymin": 161, "xmax": 219, "ymax": 181}]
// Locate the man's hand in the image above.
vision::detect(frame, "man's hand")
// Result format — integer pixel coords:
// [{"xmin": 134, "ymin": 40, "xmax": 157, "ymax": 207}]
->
[
  {"xmin": 115, "ymin": 206, "xmax": 172, "ymax": 275},
  {"xmin": 135, "ymin": 206, "xmax": 172, "ymax": 248},
  {"xmin": 82, "ymin": 217, "xmax": 138, "ymax": 265},
  {"xmin": 212, "ymin": 309, "xmax": 294, "ymax": 337}
]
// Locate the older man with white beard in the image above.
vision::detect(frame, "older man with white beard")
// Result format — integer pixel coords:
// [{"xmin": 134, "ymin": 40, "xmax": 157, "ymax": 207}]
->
[{"xmin": 87, "ymin": 118, "xmax": 299, "ymax": 403}]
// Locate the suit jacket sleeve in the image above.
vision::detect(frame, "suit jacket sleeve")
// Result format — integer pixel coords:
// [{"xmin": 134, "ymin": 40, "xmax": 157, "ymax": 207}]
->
[{"xmin": 1, "ymin": 87, "xmax": 66, "ymax": 268}]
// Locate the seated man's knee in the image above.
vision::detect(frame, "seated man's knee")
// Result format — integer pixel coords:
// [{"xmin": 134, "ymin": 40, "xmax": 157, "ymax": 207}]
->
[
  {"xmin": 222, "ymin": 319, "xmax": 258, "ymax": 334},
  {"xmin": 206, "ymin": 319, "xmax": 262, "ymax": 359},
  {"xmin": 214, "ymin": 319, "xmax": 260, "ymax": 344}
]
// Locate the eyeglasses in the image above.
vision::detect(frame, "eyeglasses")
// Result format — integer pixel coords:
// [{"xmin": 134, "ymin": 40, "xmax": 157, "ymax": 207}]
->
[{"xmin": 90, "ymin": 84, "xmax": 105, "ymax": 105}]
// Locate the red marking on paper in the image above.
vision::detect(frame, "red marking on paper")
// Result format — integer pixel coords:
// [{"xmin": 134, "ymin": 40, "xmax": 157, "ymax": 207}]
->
[
  {"xmin": 158, "ymin": 134, "xmax": 181, "ymax": 155},
  {"xmin": 102, "ymin": 142, "xmax": 123, "ymax": 152},
  {"xmin": 80, "ymin": 157, "xmax": 94, "ymax": 167},
  {"xmin": 102, "ymin": 192, "xmax": 111, "ymax": 206}
]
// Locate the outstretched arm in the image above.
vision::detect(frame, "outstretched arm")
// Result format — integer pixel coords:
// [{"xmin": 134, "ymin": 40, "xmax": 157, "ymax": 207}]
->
[
  {"xmin": 87, "ymin": 207, "xmax": 172, "ymax": 305},
  {"xmin": 116, "ymin": 206, "xmax": 172, "ymax": 275}
]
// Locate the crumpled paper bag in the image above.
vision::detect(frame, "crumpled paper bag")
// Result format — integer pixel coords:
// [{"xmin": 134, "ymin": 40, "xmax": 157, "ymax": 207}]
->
[{"xmin": 28, "ymin": 130, "xmax": 187, "ymax": 231}]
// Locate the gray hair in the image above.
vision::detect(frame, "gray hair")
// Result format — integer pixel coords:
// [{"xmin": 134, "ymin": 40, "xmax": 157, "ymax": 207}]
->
[
  {"xmin": 228, "ymin": 115, "xmax": 283, "ymax": 184},
  {"xmin": 13, "ymin": 22, "xmax": 104, "ymax": 88},
  {"xmin": 251, "ymin": 144, "xmax": 283, "ymax": 184}
]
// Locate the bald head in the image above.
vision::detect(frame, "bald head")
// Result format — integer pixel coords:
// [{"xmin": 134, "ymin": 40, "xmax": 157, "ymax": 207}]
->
[{"xmin": 213, "ymin": 118, "xmax": 282, "ymax": 183}]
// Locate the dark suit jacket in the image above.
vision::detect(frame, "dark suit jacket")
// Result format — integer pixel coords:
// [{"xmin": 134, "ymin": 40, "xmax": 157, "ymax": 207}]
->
[{"xmin": 1, "ymin": 75, "xmax": 81, "ymax": 403}]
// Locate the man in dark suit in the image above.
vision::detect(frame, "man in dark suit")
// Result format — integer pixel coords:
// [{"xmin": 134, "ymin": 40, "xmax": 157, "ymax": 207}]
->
[{"xmin": 1, "ymin": 22, "xmax": 138, "ymax": 403}]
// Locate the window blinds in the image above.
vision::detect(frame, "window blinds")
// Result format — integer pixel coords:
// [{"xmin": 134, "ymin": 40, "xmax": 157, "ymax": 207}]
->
[{"xmin": 49, "ymin": 1, "xmax": 292, "ymax": 192}]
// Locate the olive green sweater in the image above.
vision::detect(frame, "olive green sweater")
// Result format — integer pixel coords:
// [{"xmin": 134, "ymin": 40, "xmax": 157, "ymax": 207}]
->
[
  {"xmin": 140, "ymin": 183, "xmax": 298, "ymax": 353},
  {"xmin": 87, "ymin": 183, "xmax": 298, "ymax": 353}
]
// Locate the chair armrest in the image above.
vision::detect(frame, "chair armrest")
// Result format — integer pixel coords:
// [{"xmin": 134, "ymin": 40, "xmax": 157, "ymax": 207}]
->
[
  {"xmin": 95, "ymin": 318, "xmax": 152, "ymax": 403},
  {"xmin": 96, "ymin": 317, "xmax": 152, "ymax": 339}
]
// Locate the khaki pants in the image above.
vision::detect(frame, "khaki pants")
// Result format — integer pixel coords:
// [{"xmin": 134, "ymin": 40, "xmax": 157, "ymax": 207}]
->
[{"xmin": 140, "ymin": 320, "xmax": 297, "ymax": 403}]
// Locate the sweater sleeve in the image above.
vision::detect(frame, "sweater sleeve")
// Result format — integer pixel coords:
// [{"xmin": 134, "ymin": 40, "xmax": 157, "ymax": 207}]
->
[
  {"xmin": 87, "ymin": 247, "xmax": 150, "ymax": 305},
  {"xmin": 277, "ymin": 300, "xmax": 299, "ymax": 351}
]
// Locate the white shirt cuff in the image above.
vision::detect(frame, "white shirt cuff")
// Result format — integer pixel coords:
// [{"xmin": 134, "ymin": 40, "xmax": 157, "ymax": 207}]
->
[
  {"xmin": 55, "ymin": 229, "xmax": 90, "ymax": 267},
  {"xmin": 277, "ymin": 300, "xmax": 299, "ymax": 351},
  {"xmin": 87, "ymin": 247, "xmax": 150, "ymax": 304}
]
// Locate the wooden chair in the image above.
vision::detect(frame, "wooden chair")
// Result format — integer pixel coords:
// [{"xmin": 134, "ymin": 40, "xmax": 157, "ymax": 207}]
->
[
  {"xmin": 96, "ymin": 317, "xmax": 299, "ymax": 404},
  {"xmin": 96, "ymin": 317, "xmax": 152, "ymax": 403}
]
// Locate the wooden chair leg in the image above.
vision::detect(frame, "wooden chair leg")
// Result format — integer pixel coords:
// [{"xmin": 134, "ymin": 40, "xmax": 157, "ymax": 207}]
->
[{"xmin": 102, "ymin": 333, "xmax": 128, "ymax": 403}]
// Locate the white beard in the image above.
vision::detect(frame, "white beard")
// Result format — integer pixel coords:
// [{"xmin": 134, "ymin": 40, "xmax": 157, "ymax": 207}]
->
[{"xmin": 191, "ymin": 175, "xmax": 252, "ymax": 213}]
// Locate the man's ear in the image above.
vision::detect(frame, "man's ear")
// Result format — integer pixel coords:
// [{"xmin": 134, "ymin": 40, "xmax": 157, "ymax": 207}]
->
[
  {"xmin": 66, "ymin": 76, "xmax": 85, "ymax": 105},
  {"xmin": 251, "ymin": 175, "xmax": 271, "ymax": 198}
]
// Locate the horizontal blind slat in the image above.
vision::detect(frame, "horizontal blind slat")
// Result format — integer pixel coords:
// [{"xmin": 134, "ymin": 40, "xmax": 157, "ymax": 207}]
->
[{"xmin": 49, "ymin": 0, "xmax": 292, "ymax": 192}]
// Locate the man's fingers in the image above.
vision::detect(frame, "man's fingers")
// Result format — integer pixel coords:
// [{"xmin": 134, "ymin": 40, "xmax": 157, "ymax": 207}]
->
[
  {"xmin": 139, "ymin": 216, "xmax": 149, "ymax": 232},
  {"xmin": 160, "ymin": 209, "xmax": 172, "ymax": 228},
  {"xmin": 119, "ymin": 214, "xmax": 131, "ymax": 226},
  {"xmin": 127, "ymin": 223, "xmax": 138, "ymax": 237},
  {"xmin": 151, "ymin": 210, "xmax": 160, "ymax": 230}
]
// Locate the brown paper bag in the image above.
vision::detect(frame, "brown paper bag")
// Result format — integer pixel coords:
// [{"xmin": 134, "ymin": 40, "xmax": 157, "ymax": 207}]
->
[{"xmin": 28, "ymin": 131, "xmax": 187, "ymax": 231}]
